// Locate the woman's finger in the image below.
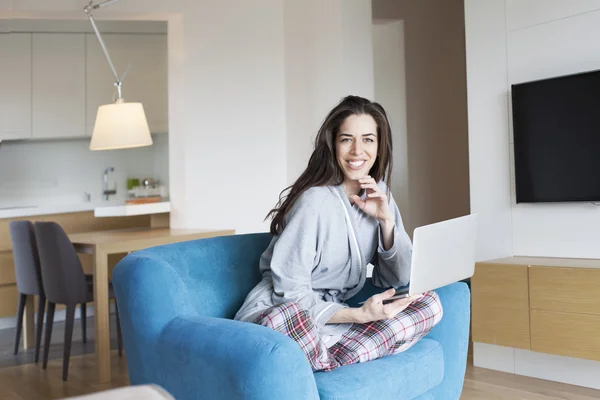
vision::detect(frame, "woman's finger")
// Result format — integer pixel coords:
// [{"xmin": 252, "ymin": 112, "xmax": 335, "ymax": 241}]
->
[
  {"xmin": 351, "ymin": 195, "xmax": 366, "ymax": 208},
  {"xmin": 386, "ymin": 297, "xmax": 413, "ymax": 313},
  {"xmin": 372, "ymin": 288, "xmax": 396, "ymax": 303},
  {"xmin": 379, "ymin": 298, "xmax": 411, "ymax": 319},
  {"xmin": 367, "ymin": 192, "xmax": 387, "ymax": 200},
  {"xmin": 360, "ymin": 183, "xmax": 380, "ymax": 191},
  {"xmin": 359, "ymin": 176, "xmax": 376, "ymax": 182}
]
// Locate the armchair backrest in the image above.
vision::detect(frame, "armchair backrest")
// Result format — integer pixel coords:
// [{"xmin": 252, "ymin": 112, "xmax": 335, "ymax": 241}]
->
[
  {"xmin": 115, "ymin": 232, "xmax": 272, "ymax": 319},
  {"xmin": 173, "ymin": 232, "xmax": 273, "ymax": 319},
  {"xmin": 112, "ymin": 232, "xmax": 273, "ymax": 384}
]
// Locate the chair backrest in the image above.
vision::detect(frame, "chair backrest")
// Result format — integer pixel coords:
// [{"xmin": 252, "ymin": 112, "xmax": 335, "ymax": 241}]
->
[
  {"xmin": 33, "ymin": 221, "xmax": 88, "ymax": 304},
  {"xmin": 9, "ymin": 220, "xmax": 43, "ymax": 296}
]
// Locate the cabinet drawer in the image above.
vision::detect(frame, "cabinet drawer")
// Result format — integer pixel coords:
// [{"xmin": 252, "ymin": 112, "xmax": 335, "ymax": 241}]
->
[
  {"xmin": 531, "ymin": 310, "xmax": 600, "ymax": 361},
  {"xmin": 530, "ymin": 267, "xmax": 600, "ymax": 315},
  {"xmin": 0, "ymin": 285, "xmax": 19, "ymax": 318},
  {"xmin": 472, "ymin": 263, "xmax": 529, "ymax": 310},
  {"xmin": 0, "ymin": 251, "xmax": 16, "ymax": 285},
  {"xmin": 472, "ymin": 302, "xmax": 530, "ymax": 349}
]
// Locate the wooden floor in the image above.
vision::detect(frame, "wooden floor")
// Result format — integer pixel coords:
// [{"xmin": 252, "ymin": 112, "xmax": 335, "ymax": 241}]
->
[
  {"xmin": 462, "ymin": 365, "xmax": 600, "ymax": 400},
  {"xmin": 0, "ymin": 350, "xmax": 128, "ymax": 400},
  {"xmin": 0, "ymin": 351, "xmax": 599, "ymax": 399}
]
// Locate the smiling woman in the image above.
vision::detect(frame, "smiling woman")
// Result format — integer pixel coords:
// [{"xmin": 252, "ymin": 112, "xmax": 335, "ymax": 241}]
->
[
  {"xmin": 233, "ymin": 95, "xmax": 443, "ymax": 374},
  {"xmin": 267, "ymin": 95, "xmax": 394, "ymax": 236},
  {"xmin": 336, "ymin": 114, "xmax": 379, "ymax": 183}
]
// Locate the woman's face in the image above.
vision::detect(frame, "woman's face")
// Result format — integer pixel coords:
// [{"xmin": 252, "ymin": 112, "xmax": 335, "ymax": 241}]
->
[{"xmin": 336, "ymin": 114, "xmax": 378, "ymax": 183}]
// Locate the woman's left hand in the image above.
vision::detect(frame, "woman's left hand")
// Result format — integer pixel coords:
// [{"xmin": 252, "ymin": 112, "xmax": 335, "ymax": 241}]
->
[{"xmin": 351, "ymin": 176, "xmax": 395, "ymax": 224}]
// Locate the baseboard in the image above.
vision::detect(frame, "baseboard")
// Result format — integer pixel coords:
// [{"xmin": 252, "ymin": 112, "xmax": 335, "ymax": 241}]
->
[
  {"xmin": 473, "ymin": 342, "xmax": 600, "ymax": 390},
  {"xmin": 0, "ymin": 303, "xmax": 116, "ymax": 331}
]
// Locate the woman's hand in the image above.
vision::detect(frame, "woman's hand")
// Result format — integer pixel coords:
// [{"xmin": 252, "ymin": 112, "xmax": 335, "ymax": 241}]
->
[
  {"xmin": 327, "ymin": 289, "xmax": 423, "ymax": 324},
  {"xmin": 351, "ymin": 175, "xmax": 396, "ymax": 250},
  {"xmin": 351, "ymin": 176, "xmax": 394, "ymax": 224},
  {"xmin": 358, "ymin": 288, "xmax": 422, "ymax": 324}
]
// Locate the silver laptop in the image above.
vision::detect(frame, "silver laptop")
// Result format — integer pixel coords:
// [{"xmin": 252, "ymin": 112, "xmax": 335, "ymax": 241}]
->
[{"xmin": 380, "ymin": 214, "xmax": 478, "ymax": 303}]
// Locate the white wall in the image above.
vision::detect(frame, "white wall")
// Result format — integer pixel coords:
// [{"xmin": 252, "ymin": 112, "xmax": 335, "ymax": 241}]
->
[
  {"xmin": 464, "ymin": 0, "xmax": 513, "ymax": 261},
  {"xmin": 465, "ymin": 0, "xmax": 600, "ymax": 259},
  {"xmin": 284, "ymin": 0, "xmax": 374, "ymax": 185},
  {"xmin": 0, "ymin": 134, "xmax": 168, "ymax": 207},
  {"xmin": 372, "ymin": 20, "xmax": 410, "ymax": 231},
  {"xmin": 6, "ymin": 0, "xmax": 376, "ymax": 235}
]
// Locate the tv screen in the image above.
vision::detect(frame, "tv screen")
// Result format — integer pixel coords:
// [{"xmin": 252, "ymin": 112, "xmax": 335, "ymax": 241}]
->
[{"xmin": 511, "ymin": 69, "xmax": 600, "ymax": 203}]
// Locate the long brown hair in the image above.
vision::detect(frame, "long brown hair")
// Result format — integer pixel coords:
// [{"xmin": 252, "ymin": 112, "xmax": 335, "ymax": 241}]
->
[{"xmin": 267, "ymin": 95, "xmax": 394, "ymax": 235}]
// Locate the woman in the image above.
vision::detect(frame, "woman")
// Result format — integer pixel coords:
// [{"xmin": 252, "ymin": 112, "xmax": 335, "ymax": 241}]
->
[{"xmin": 234, "ymin": 95, "xmax": 442, "ymax": 371}]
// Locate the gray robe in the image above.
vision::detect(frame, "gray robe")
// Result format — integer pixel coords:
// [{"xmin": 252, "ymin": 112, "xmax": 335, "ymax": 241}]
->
[{"xmin": 234, "ymin": 182, "xmax": 412, "ymax": 345}]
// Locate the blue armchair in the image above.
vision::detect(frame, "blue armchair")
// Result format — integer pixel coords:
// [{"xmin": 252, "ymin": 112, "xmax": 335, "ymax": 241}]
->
[{"xmin": 112, "ymin": 233, "xmax": 470, "ymax": 400}]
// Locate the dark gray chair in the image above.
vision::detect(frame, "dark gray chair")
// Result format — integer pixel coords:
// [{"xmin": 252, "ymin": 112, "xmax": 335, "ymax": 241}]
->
[
  {"xmin": 9, "ymin": 220, "xmax": 46, "ymax": 363},
  {"xmin": 33, "ymin": 221, "xmax": 122, "ymax": 381}
]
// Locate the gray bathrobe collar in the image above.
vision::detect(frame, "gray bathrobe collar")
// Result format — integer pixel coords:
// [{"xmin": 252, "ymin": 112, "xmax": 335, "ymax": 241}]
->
[{"xmin": 329, "ymin": 184, "xmax": 368, "ymax": 301}]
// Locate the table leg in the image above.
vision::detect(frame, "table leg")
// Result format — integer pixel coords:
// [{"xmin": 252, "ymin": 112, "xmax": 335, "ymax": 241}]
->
[
  {"xmin": 93, "ymin": 250, "xmax": 111, "ymax": 383},
  {"xmin": 22, "ymin": 295, "xmax": 35, "ymax": 349}
]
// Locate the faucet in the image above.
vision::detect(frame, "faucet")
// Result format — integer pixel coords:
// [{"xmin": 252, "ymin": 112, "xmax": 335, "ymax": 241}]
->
[{"xmin": 103, "ymin": 167, "xmax": 116, "ymax": 201}]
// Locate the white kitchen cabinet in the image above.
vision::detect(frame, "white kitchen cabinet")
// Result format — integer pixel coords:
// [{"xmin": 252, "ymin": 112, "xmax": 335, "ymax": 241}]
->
[
  {"xmin": 0, "ymin": 33, "xmax": 32, "ymax": 140},
  {"xmin": 32, "ymin": 33, "xmax": 86, "ymax": 139},
  {"xmin": 86, "ymin": 33, "xmax": 168, "ymax": 135}
]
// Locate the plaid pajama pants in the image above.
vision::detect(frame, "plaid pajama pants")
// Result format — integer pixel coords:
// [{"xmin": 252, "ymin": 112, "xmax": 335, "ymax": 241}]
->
[{"xmin": 253, "ymin": 291, "xmax": 443, "ymax": 372}]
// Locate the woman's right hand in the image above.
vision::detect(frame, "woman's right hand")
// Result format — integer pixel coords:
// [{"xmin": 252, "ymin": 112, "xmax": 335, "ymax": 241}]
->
[{"xmin": 358, "ymin": 288, "xmax": 422, "ymax": 323}]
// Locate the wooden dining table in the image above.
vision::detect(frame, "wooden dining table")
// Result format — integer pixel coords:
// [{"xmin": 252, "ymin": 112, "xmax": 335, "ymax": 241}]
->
[{"xmin": 23, "ymin": 227, "xmax": 234, "ymax": 383}]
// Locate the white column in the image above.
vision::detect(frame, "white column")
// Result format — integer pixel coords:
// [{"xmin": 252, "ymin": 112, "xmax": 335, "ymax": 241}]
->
[{"xmin": 464, "ymin": 0, "xmax": 513, "ymax": 260}]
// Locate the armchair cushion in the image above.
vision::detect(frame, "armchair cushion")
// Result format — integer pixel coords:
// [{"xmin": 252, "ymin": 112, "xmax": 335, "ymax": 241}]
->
[{"xmin": 314, "ymin": 338, "xmax": 443, "ymax": 400}]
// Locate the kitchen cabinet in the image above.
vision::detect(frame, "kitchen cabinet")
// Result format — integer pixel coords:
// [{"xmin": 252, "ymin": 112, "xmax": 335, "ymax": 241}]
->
[
  {"xmin": 32, "ymin": 33, "xmax": 86, "ymax": 139},
  {"xmin": 86, "ymin": 33, "xmax": 168, "ymax": 135},
  {"xmin": 0, "ymin": 33, "xmax": 32, "ymax": 140}
]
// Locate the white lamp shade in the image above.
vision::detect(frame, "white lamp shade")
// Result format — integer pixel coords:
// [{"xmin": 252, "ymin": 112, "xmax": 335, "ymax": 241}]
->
[{"xmin": 90, "ymin": 102, "xmax": 153, "ymax": 150}]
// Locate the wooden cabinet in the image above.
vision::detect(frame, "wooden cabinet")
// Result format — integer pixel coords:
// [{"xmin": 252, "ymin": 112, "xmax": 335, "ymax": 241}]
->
[
  {"xmin": 32, "ymin": 33, "xmax": 86, "ymax": 139},
  {"xmin": 0, "ymin": 33, "xmax": 32, "ymax": 140},
  {"xmin": 471, "ymin": 262, "xmax": 531, "ymax": 349},
  {"xmin": 531, "ymin": 310, "xmax": 600, "ymax": 362},
  {"xmin": 472, "ymin": 257, "xmax": 600, "ymax": 362},
  {"xmin": 86, "ymin": 33, "xmax": 168, "ymax": 135},
  {"xmin": 529, "ymin": 266, "xmax": 600, "ymax": 315},
  {"xmin": 0, "ymin": 31, "xmax": 167, "ymax": 142}
]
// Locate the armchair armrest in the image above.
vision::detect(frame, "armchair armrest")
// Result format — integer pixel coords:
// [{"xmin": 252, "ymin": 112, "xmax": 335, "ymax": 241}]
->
[
  {"xmin": 347, "ymin": 280, "xmax": 470, "ymax": 400},
  {"xmin": 425, "ymin": 282, "xmax": 471, "ymax": 400},
  {"xmin": 154, "ymin": 316, "xmax": 319, "ymax": 400}
]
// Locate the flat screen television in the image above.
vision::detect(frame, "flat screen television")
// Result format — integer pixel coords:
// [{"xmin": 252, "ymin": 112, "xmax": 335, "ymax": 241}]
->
[{"xmin": 511, "ymin": 69, "xmax": 600, "ymax": 203}]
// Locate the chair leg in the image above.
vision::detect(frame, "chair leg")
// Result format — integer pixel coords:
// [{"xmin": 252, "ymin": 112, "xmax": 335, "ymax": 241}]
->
[
  {"xmin": 42, "ymin": 302, "xmax": 55, "ymax": 369},
  {"xmin": 13, "ymin": 293, "xmax": 27, "ymax": 355},
  {"xmin": 80, "ymin": 303, "xmax": 87, "ymax": 344},
  {"xmin": 62, "ymin": 304, "xmax": 76, "ymax": 381},
  {"xmin": 34, "ymin": 294, "xmax": 46, "ymax": 363},
  {"xmin": 115, "ymin": 301, "xmax": 123, "ymax": 357}
]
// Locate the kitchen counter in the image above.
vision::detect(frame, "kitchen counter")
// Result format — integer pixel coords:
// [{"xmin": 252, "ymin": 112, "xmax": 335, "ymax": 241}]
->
[
  {"xmin": 94, "ymin": 201, "xmax": 170, "ymax": 217},
  {"xmin": 0, "ymin": 201, "xmax": 170, "ymax": 219}
]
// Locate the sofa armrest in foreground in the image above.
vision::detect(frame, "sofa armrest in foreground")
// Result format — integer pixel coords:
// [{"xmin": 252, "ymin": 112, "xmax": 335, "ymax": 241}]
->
[{"xmin": 154, "ymin": 315, "xmax": 319, "ymax": 400}]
